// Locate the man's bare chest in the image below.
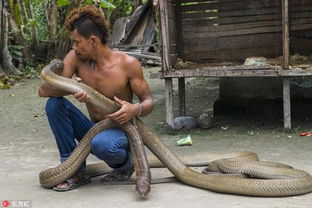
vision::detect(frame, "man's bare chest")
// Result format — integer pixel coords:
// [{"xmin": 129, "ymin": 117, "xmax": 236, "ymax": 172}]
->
[{"xmin": 77, "ymin": 67, "xmax": 129, "ymax": 99}]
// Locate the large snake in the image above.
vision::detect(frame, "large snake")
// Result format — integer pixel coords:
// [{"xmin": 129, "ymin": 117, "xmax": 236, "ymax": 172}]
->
[{"xmin": 39, "ymin": 59, "xmax": 312, "ymax": 197}]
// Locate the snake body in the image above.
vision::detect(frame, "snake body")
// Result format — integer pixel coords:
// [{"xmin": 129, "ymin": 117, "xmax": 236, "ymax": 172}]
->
[{"xmin": 40, "ymin": 59, "xmax": 312, "ymax": 196}]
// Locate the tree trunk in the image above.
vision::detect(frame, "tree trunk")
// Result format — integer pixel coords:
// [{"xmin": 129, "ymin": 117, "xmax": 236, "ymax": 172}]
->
[
  {"xmin": 25, "ymin": 0, "xmax": 37, "ymax": 45},
  {"xmin": 7, "ymin": 10, "xmax": 33, "ymax": 60},
  {"xmin": 49, "ymin": 0, "xmax": 57, "ymax": 41},
  {"xmin": 133, "ymin": 0, "xmax": 143, "ymax": 9},
  {"xmin": 0, "ymin": 0, "xmax": 3, "ymax": 74},
  {"xmin": 19, "ymin": 0, "xmax": 28, "ymax": 26},
  {"xmin": 1, "ymin": 0, "xmax": 22, "ymax": 75},
  {"xmin": 10, "ymin": 0, "xmax": 21, "ymax": 26}
]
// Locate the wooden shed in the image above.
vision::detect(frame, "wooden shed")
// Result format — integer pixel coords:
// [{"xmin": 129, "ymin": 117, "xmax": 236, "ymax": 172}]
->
[{"xmin": 158, "ymin": 0, "xmax": 312, "ymax": 130}]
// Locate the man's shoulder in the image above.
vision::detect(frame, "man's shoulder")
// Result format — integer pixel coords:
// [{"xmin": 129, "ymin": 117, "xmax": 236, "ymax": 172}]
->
[
  {"xmin": 114, "ymin": 51, "xmax": 141, "ymax": 71},
  {"xmin": 112, "ymin": 51, "xmax": 139, "ymax": 66},
  {"xmin": 64, "ymin": 50, "xmax": 82, "ymax": 64},
  {"xmin": 63, "ymin": 50, "xmax": 85, "ymax": 71}
]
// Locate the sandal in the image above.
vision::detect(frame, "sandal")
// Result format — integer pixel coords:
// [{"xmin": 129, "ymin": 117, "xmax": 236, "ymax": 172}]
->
[
  {"xmin": 101, "ymin": 167, "xmax": 134, "ymax": 182},
  {"xmin": 52, "ymin": 172, "xmax": 91, "ymax": 192}
]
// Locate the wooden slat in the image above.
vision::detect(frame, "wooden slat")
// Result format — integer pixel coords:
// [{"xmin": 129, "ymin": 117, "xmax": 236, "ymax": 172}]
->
[
  {"xmin": 168, "ymin": 10, "xmax": 177, "ymax": 44},
  {"xmin": 183, "ymin": 33, "xmax": 282, "ymax": 52},
  {"xmin": 165, "ymin": 78, "xmax": 174, "ymax": 126},
  {"xmin": 178, "ymin": 0, "xmax": 281, "ymax": 4},
  {"xmin": 182, "ymin": 23, "xmax": 312, "ymax": 39},
  {"xmin": 182, "ymin": 36, "xmax": 312, "ymax": 55},
  {"xmin": 168, "ymin": 2, "xmax": 177, "ymax": 66},
  {"xmin": 182, "ymin": 18, "xmax": 311, "ymax": 33},
  {"xmin": 178, "ymin": 78, "xmax": 186, "ymax": 116},
  {"xmin": 283, "ymin": 79, "xmax": 291, "ymax": 130},
  {"xmin": 163, "ymin": 67, "xmax": 279, "ymax": 78},
  {"xmin": 181, "ymin": 11, "xmax": 312, "ymax": 27},
  {"xmin": 180, "ymin": 1, "xmax": 281, "ymax": 13},
  {"xmin": 282, "ymin": 0, "xmax": 290, "ymax": 69},
  {"xmin": 279, "ymin": 69, "xmax": 312, "ymax": 76},
  {"xmin": 175, "ymin": 0, "xmax": 183, "ymax": 56},
  {"xmin": 164, "ymin": 68, "xmax": 312, "ymax": 78},
  {"xmin": 180, "ymin": 47, "xmax": 282, "ymax": 62},
  {"xmin": 181, "ymin": 6, "xmax": 312, "ymax": 20},
  {"xmin": 159, "ymin": 0, "xmax": 171, "ymax": 71},
  {"xmin": 178, "ymin": 0, "xmax": 310, "ymax": 7},
  {"xmin": 182, "ymin": 8, "xmax": 278, "ymax": 20}
]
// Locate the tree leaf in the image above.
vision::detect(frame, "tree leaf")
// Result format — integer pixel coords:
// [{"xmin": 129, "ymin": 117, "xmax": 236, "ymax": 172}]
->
[
  {"xmin": 12, "ymin": 50, "xmax": 23, "ymax": 57},
  {"xmin": 57, "ymin": 0, "xmax": 71, "ymax": 7},
  {"xmin": 99, "ymin": 0, "xmax": 116, "ymax": 9}
]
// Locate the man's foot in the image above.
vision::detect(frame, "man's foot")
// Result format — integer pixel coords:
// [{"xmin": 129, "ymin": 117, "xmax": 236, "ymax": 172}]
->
[
  {"xmin": 101, "ymin": 167, "xmax": 134, "ymax": 182},
  {"xmin": 52, "ymin": 172, "xmax": 91, "ymax": 192}
]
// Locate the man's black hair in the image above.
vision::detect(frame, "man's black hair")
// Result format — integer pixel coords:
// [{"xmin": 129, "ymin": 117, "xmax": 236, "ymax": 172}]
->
[{"xmin": 73, "ymin": 16, "xmax": 107, "ymax": 44}]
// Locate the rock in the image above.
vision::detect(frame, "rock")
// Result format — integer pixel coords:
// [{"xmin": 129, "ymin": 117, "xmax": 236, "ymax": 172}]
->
[
  {"xmin": 198, "ymin": 113, "xmax": 213, "ymax": 129},
  {"xmin": 244, "ymin": 57, "xmax": 269, "ymax": 67},
  {"xmin": 173, "ymin": 117, "xmax": 198, "ymax": 130}
]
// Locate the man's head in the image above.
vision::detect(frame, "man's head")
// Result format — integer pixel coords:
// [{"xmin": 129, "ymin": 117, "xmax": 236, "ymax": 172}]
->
[{"xmin": 65, "ymin": 5, "xmax": 109, "ymax": 59}]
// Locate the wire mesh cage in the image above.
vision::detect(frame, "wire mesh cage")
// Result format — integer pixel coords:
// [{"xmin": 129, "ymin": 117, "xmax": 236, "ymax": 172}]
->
[{"xmin": 164, "ymin": 0, "xmax": 312, "ymax": 69}]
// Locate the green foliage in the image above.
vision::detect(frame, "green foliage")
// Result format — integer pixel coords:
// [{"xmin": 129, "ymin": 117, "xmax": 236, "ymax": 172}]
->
[
  {"xmin": 32, "ymin": 1, "xmax": 50, "ymax": 40},
  {"xmin": 21, "ymin": 62, "xmax": 42, "ymax": 76},
  {"xmin": 98, "ymin": 0, "xmax": 116, "ymax": 9},
  {"xmin": 57, "ymin": 0, "xmax": 116, "ymax": 9},
  {"xmin": 8, "ymin": 45, "xmax": 24, "ymax": 63},
  {"xmin": 0, "ymin": 74, "xmax": 17, "ymax": 89},
  {"xmin": 57, "ymin": 0, "xmax": 71, "ymax": 7}
]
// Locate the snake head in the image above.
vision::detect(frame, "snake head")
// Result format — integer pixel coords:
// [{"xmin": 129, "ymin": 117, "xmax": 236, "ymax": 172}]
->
[
  {"xmin": 50, "ymin": 59, "xmax": 64, "ymax": 73},
  {"xmin": 136, "ymin": 179, "xmax": 151, "ymax": 197}
]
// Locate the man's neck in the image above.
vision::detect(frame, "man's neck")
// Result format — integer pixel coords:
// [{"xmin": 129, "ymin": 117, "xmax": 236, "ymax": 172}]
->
[{"xmin": 91, "ymin": 45, "xmax": 113, "ymax": 68}]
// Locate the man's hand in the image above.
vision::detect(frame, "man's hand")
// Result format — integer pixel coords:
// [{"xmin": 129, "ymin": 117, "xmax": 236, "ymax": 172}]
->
[
  {"xmin": 108, "ymin": 96, "xmax": 139, "ymax": 124},
  {"xmin": 73, "ymin": 77, "xmax": 89, "ymax": 102}
]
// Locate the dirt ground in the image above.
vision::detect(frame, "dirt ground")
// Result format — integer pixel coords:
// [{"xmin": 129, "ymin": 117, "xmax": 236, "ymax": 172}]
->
[{"xmin": 1, "ymin": 66, "xmax": 312, "ymax": 208}]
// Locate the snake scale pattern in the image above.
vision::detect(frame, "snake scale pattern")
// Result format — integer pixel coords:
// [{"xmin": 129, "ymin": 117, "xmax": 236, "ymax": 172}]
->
[{"xmin": 39, "ymin": 59, "xmax": 312, "ymax": 196}]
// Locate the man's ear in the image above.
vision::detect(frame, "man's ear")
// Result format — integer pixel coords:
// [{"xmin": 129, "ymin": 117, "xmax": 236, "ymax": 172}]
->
[{"xmin": 90, "ymin": 35, "xmax": 100, "ymax": 48}]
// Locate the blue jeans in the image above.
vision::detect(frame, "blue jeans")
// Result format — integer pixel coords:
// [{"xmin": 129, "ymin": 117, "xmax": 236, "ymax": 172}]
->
[{"xmin": 45, "ymin": 97, "xmax": 132, "ymax": 172}]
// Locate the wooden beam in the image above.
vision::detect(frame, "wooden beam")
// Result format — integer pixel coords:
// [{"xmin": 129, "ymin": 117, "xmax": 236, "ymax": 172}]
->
[
  {"xmin": 163, "ymin": 66, "xmax": 280, "ymax": 78},
  {"xmin": 283, "ymin": 79, "xmax": 291, "ymax": 131},
  {"xmin": 165, "ymin": 78, "xmax": 174, "ymax": 127},
  {"xmin": 175, "ymin": 0, "xmax": 183, "ymax": 57},
  {"xmin": 178, "ymin": 78, "xmax": 186, "ymax": 116},
  {"xmin": 159, "ymin": 0, "xmax": 171, "ymax": 72},
  {"xmin": 282, "ymin": 0, "xmax": 290, "ymax": 69}
]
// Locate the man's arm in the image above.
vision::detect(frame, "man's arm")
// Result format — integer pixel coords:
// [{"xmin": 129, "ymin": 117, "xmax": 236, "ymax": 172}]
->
[
  {"xmin": 127, "ymin": 59, "xmax": 154, "ymax": 117},
  {"xmin": 38, "ymin": 50, "xmax": 78, "ymax": 97},
  {"xmin": 108, "ymin": 56, "xmax": 154, "ymax": 124}
]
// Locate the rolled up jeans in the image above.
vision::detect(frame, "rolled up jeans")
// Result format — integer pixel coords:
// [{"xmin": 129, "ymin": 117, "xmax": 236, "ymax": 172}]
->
[{"xmin": 44, "ymin": 97, "xmax": 132, "ymax": 172}]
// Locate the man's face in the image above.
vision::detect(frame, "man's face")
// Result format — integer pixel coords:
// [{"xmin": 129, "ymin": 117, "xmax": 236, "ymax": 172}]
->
[{"xmin": 70, "ymin": 29, "xmax": 93, "ymax": 59}]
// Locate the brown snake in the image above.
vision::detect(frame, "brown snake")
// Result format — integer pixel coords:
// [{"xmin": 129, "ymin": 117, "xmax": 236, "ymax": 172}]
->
[{"xmin": 39, "ymin": 59, "xmax": 312, "ymax": 196}]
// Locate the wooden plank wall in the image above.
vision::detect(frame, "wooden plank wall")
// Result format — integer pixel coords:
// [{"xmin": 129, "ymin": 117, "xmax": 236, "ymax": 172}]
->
[
  {"xmin": 168, "ymin": 0, "xmax": 178, "ymax": 66},
  {"xmin": 172, "ymin": 0, "xmax": 312, "ymax": 63},
  {"xmin": 289, "ymin": 0, "xmax": 312, "ymax": 55}
]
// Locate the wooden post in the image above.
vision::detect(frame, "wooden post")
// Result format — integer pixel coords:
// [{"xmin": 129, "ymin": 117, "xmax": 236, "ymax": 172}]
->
[
  {"xmin": 159, "ymin": 0, "xmax": 171, "ymax": 72},
  {"xmin": 282, "ymin": 0, "xmax": 289, "ymax": 69},
  {"xmin": 159, "ymin": 0, "xmax": 174, "ymax": 127},
  {"xmin": 178, "ymin": 77, "xmax": 186, "ymax": 116},
  {"xmin": 283, "ymin": 79, "xmax": 291, "ymax": 131},
  {"xmin": 175, "ymin": 0, "xmax": 183, "ymax": 58},
  {"xmin": 165, "ymin": 78, "xmax": 174, "ymax": 127},
  {"xmin": 282, "ymin": 0, "xmax": 291, "ymax": 131}
]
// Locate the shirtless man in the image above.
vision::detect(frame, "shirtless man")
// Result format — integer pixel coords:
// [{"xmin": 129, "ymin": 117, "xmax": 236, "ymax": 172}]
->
[{"xmin": 38, "ymin": 5, "xmax": 154, "ymax": 192}]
